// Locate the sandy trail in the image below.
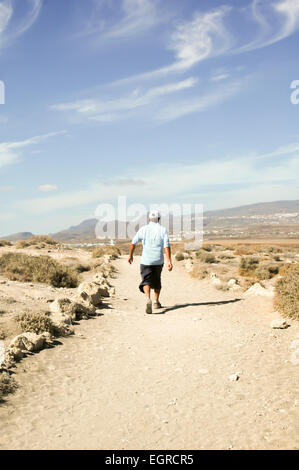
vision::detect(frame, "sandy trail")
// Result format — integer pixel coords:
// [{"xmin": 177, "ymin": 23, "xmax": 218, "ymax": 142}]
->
[{"xmin": 0, "ymin": 256, "xmax": 298, "ymax": 450}]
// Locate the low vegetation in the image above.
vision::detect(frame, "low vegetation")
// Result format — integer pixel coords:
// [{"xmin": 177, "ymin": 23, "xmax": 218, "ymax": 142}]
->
[
  {"xmin": 16, "ymin": 235, "xmax": 59, "ymax": 249},
  {"xmin": 274, "ymin": 264, "xmax": 299, "ymax": 320},
  {"xmin": 0, "ymin": 372, "xmax": 17, "ymax": 401},
  {"xmin": 17, "ymin": 311, "xmax": 55, "ymax": 335},
  {"xmin": 92, "ymin": 246, "xmax": 121, "ymax": 259},
  {"xmin": 0, "ymin": 253, "xmax": 78, "ymax": 287},
  {"xmin": 175, "ymin": 252, "xmax": 185, "ymax": 261},
  {"xmin": 0, "ymin": 240, "xmax": 12, "ymax": 247}
]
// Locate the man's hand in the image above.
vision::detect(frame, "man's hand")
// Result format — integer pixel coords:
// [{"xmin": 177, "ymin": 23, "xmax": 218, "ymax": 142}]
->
[
  {"xmin": 128, "ymin": 256, "xmax": 133, "ymax": 264},
  {"xmin": 168, "ymin": 261, "xmax": 173, "ymax": 271}
]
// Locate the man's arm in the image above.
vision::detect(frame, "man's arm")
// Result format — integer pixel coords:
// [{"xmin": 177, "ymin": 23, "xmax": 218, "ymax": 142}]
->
[
  {"xmin": 164, "ymin": 246, "xmax": 173, "ymax": 271},
  {"xmin": 128, "ymin": 243, "xmax": 135, "ymax": 264}
]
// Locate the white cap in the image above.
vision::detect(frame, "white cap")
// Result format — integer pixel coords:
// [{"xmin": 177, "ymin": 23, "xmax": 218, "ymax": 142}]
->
[{"xmin": 149, "ymin": 209, "xmax": 160, "ymax": 221}]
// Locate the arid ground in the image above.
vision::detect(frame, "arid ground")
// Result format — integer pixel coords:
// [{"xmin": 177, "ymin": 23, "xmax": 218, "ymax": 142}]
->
[{"xmin": 0, "ymin": 250, "xmax": 298, "ymax": 450}]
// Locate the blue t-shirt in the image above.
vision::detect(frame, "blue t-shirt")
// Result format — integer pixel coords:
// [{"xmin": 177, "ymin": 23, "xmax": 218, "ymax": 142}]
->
[{"xmin": 132, "ymin": 222, "xmax": 170, "ymax": 266}]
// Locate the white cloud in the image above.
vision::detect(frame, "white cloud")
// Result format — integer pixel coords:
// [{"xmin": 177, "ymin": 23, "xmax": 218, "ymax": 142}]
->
[
  {"xmin": 155, "ymin": 79, "xmax": 243, "ymax": 122},
  {"xmin": 51, "ymin": 77, "xmax": 198, "ymax": 122},
  {"xmin": 109, "ymin": 0, "xmax": 299, "ymax": 87},
  {"xmin": 233, "ymin": 0, "xmax": 299, "ymax": 54},
  {"xmin": 78, "ymin": 0, "xmax": 167, "ymax": 40},
  {"xmin": 211, "ymin": 73, "xmax": 230, "ymax": 82},
  {"xmin": 0, "ymin": 130, "xmax": 67, "ymax": 169},
  {"xmin": 14, "ymin": 140, "xmax": 299, "ymax": 214},
  {"xmin": 37, "ymin": 184, "xmax": 58, "ymax": 192},
  {"xmin": 111, "ymin": 6, "xmax": 233, "ymax": 85},
  {"xmin": 0, "ymin": 0, "xmax": 42, "ymax": 51}
]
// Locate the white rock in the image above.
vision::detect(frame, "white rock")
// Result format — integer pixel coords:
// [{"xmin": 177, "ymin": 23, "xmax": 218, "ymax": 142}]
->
[
  {"xmin": 228, "ymin": 279, "xmax": 237, "ymax": 287},
  {"xmin": 244, "ymin": 283, "xmax": 274, "ymax": 297},
  {"xmin": 77, "ymin": 281, "xmax": 109, "ymax": 307},
  {"xmin": 9, "ymin": 332, "xmax": 45, "ymax": 352},
  {"xmin": 270, "ymin": 319, "xmax": 289, "ymax": 329}
]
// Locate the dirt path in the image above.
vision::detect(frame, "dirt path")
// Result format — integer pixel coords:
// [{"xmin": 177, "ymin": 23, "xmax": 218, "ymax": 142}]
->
[{"xmin": 0, "ymin": 256, "xmax": 298, "ymax": 450}]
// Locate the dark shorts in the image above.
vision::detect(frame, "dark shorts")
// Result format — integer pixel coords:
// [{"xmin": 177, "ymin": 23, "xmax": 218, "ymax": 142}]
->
[{"xmin": 139, "ymin": 264, "xmax": 163, "ymax": 293}]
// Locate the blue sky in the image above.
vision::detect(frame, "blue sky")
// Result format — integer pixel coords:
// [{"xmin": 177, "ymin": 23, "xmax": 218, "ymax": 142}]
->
[{"xmin": 0, "ymin": 0, "xmax": 299, "ymax": 236}]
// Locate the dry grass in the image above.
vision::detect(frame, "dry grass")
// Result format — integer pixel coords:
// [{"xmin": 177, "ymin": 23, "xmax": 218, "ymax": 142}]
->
[
  {"xmin": 274, "ymin": 264, "xmax": 299, "ymax": 320},
  {"xmin": 175, "ymin": 252, "xmax": 185, "ymax": 261},
  {"xmin": 0, "ymin": 371, "xmax": 17, "ymax": 401},
  {"xmin": 0, "ymin": 240, "xmax": 12, "ymax": 247},
  {"xmin": 15, "ymin": 235, "xmax": 59, "ymax": 249},
  {"xmin": 92, "ymin": 246, "xmax": 121, "ymax": 259},
  {"xmin": 195, "ymin": 251, "xmax": 217, "ymax": 263},
  {"xmin": 189, "ymin": 264, "xmax": 209, "ymax": 279},
  {"xmin": 0, "ymin": 253, "xmax": 78, "ymax": 287},
  {"xmin": 17, "ymin": 311, "xmax": 55, "ymax": 335}
]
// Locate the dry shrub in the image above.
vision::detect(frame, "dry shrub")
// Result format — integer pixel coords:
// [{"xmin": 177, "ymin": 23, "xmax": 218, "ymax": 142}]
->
[
  {"xmin": 234, "ymin": 246, "xmax": 254, "ymax": 256},
  {"xmin": 92, "ymin": 246, "xmax": 121, "ymax": 259},
  {"xmin": 202, "ymin": 245, "xmax": 213, "ymax": 252},
  {"xmin": 196, "ymin": 251, "xmax": 216, "ymax": 263},
  {"xmin": 0, "ymin": 240, "xmax": 12, "ymax": 247},
  {"xmin": 0, "ymin": 372, "xmax": 17, "ymax": 401},
  {"xmin": 274, "ymin": 264, "xmax": 299, "ymax": 320},
  {"xmin": 255, "ymin": 263, "xmax": 279, "ymax": 280},
  {"xmin": 0, "ymin": 253, "xmax": 78, "ymax": 287},
  {"xmin": 17, "ymin": 311, "xmax": 55, "ymax": 335},
  {"xmin": 16, "ymin": 235, "xmax": 59, "ymax": 249},
  {"xmin": 61, "ymin": 257, "xmax": 91, "ymax": 273},
  {"xmin": 0, "ymin": 328, "xmax": 5, "ymax": 340},
  {"xmin": 218, "ymin": 253, "xmax": 235, "ymax": 260},
  {"xmin": 189, "ymin": 265, "xmax": 209, "ymax": 279},
  {"xmin": 175, "ymin": 252, "xmax": 185, "ymax": 261},
  {"xmin": 238, "ymin": 256, "xmax": 259, "ymax": 276}
]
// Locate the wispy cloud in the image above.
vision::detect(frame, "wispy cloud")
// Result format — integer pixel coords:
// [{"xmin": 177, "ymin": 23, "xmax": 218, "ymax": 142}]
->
[
  {"xmin": 110, "ymin": 6, "xmax": 233, "ymax": 85},
  {"xmin": 51, "ymin": 77, "xmax": 198, "ymax": 122},
  {"xmin": 14, "ymin": 140, "xmax": 299, "ymax": 214},
  {"xmin": 107, "ymin": 0, "xmax": 299, "ymax": 87},
  {"xmin": 0, "ymin": 0, "xmax": 42, "ymax": 51},
  {"xmin": 234, "ymin": 0, "xmax": 299, "ymax": 54},
  {"xmin": 78, "ymin": 0, "xmax": 167, "ymax": 41},
  {"xmin": 155, "ymin": 79, "xmax": 243, "ymax": 122},
  {"xmin": 37, "ymin": 184, "xmax": 58, "ymax": 192},
  {"xmin": 0, "ymin": 131, "xmax": 67, "ymax": 169}
]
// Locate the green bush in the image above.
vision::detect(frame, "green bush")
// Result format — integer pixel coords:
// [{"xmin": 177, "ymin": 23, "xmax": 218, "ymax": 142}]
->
[
  {"xmin": 0, "ymin": 253, "xmax": 78, "ymax": 287},
  {"xmin": 274, "ymin": 264, "xmax": 299, "ymax": 320}
]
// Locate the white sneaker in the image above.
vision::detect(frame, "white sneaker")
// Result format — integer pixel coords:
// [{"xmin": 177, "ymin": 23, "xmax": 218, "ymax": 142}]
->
[{"xmin": 145, "ymin": 299, "xmax": 152, "ymax": 314}]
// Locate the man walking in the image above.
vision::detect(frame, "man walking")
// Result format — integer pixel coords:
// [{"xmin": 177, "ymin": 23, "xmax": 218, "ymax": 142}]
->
[{"xmin": 128, "ymin": 210, "xmax": 173, "ymax": 314}]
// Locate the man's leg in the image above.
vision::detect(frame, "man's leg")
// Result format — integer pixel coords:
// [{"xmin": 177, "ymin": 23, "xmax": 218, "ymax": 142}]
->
[
  {"xmin": 154, "ymin": 289, "xmax": 160, "ymax": 302},
  {"xmin": 143, "ymin": 284, "xmax": 151, "ymax": 298},
  {"xmin": 143, "ymin": 284, "xmax": 152, "ymax": 314}
]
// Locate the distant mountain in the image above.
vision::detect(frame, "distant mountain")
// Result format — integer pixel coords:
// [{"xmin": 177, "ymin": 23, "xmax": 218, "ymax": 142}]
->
[
  {"xmin": 2, "ymin": 200, "xmax": 298, "ymax": 243},
  {"xmin": 205, "ymin": 200, "xmax": 299, "ymax": 217},
  {"xmin": 1, "ymin": 232, "xmax": 34, "ymax": 242},
  {"xmin": 50, "ymin": 200, "xmax": 299, "ymax": 242},
  {"xmin": 51, "ymin": 219, "xmax": 98, "ymax": 242}
]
